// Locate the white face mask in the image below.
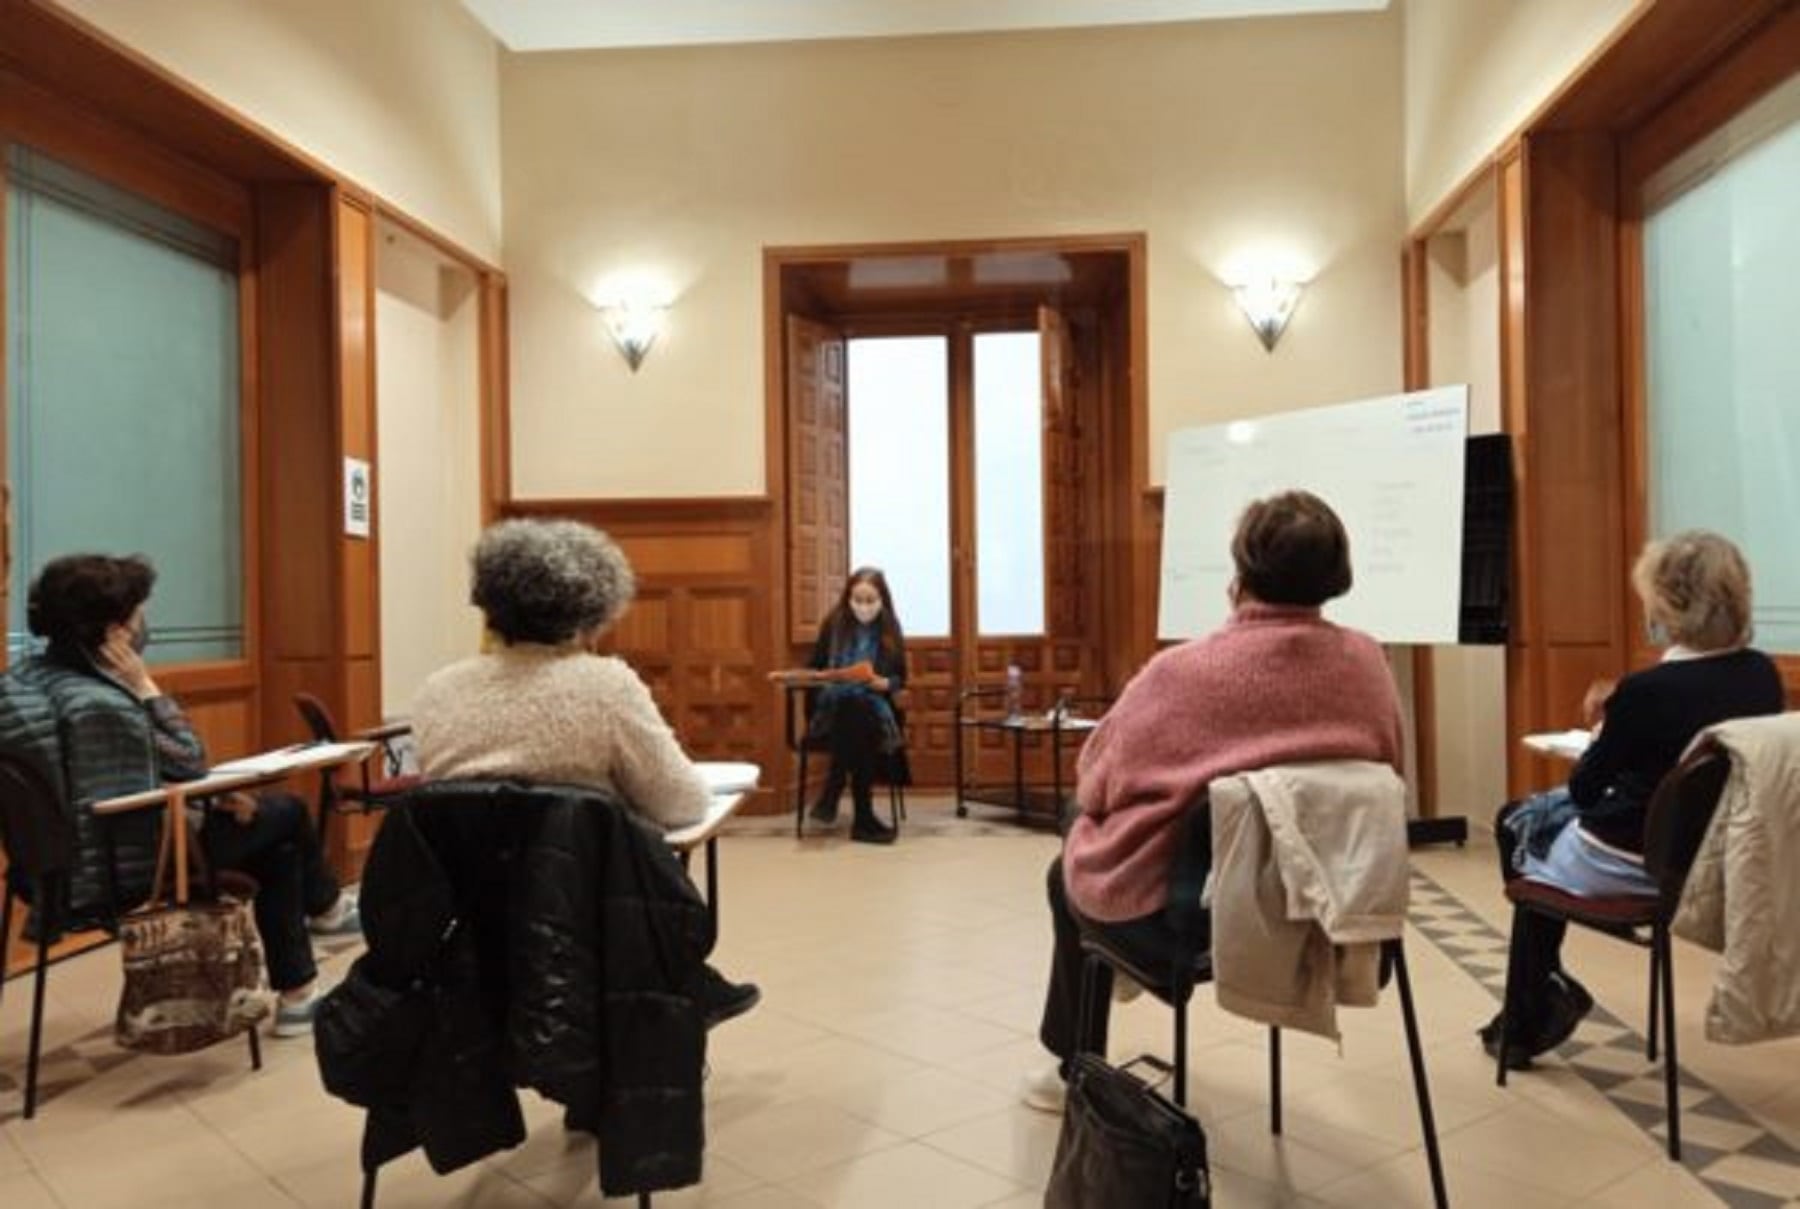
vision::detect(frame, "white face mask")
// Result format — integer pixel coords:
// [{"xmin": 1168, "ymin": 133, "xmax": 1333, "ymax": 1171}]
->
[{"xmin": 851, "ymin": 600, "xmax": 882, "ymax": 626}]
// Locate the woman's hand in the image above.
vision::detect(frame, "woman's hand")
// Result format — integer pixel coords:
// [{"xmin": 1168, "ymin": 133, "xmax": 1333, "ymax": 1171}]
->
[
  {"xmin": 217, "ymin": 793, "xmax": 259, "ymax": 825},
  {"xmin": 99, "ymin": 625, "xmax": 160, "ymax": 700},
  {"xmin": 1580, "ymin": 678, "xmax": 1615, "ymax": 730},
  {"xmin": 871, "ymin": 676, "xmax": 891, "ymax": 693}
]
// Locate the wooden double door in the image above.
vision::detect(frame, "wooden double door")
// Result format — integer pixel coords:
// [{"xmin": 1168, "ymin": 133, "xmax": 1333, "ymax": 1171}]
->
[{"xmin": 783, "ymin": 306, "xmax": 1107, "ymax": 791}]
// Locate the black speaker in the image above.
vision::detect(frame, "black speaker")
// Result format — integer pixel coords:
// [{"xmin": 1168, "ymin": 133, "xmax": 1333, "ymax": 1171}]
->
[{"xmin": 1459, "ymin": 434, "xmax": 1512, "ymax": 645}]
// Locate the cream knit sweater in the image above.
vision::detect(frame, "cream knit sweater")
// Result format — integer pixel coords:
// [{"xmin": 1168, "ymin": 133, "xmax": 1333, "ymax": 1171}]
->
[{"xmin": 411, "ymin": 644, "xmax": 711, "ymax": 830}]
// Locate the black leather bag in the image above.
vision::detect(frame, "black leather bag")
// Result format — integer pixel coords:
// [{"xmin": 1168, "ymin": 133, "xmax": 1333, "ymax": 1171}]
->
[{"xmin": 1046, "ymin": 1054, "xmax": 1211, "ymax": 1209}]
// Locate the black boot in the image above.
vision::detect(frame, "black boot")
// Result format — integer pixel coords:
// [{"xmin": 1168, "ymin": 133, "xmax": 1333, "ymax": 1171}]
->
[
  {"xmin": 850, "ymin": 792, "xmax": 895, "ymax": 845},
  {"xmin": 809, "ymin": 772, "xmax": 844, "ymax": 824}
]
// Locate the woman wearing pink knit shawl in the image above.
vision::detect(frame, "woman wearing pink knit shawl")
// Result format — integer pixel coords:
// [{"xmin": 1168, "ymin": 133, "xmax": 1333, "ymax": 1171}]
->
[{"xmin": 1023, "ymin": 490, "xmax": 1405, "ymax": 1113}]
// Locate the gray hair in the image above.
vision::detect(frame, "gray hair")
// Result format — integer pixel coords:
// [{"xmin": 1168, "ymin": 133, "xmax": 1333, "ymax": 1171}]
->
[
  {"xmin": 470, "ymin": 519, "xmax": 636, "ymax": 645},
  {"xmin": 1631, "ymin": 530, "xmax": 1752, "ymax": 651}
]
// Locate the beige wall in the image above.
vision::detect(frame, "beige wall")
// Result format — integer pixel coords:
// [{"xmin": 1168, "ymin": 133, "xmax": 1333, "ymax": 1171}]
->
[
  {"xmin": 1425, "ymin": 185, "xmax": 1507, "ymax": 823},
  {"xmin": 375, "ymin": 225, "xmax": 485, "ymax": 714},
  {"xmin": 502, "ymin": 13, "xmax": 1406, "ymax": 498},
  {"xmin": 57, "ymin": 0, "xmax": 503, "ymax": 262},
  {"xmin": 1403, "ymin": 0, "xmax": 1642, "ymax": 226}
]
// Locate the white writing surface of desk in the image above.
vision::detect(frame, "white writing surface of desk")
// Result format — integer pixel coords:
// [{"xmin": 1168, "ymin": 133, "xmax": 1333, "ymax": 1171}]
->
[
  {"xmin": 668, "ymin": 763, "xmax": 759, "ymax": 930},
  {"xmin": 91, "ymin": 742, "xmax": 377, "ymax": 904}
]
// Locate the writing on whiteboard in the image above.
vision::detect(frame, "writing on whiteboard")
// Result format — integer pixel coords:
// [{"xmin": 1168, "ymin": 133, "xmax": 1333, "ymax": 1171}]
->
[{"xmin": 1158, "ymin": 387, "xmax": 1470, "ymax": 644}]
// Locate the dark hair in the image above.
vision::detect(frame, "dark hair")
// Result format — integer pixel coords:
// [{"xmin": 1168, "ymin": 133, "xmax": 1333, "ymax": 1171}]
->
[
  {"xmin": 823, "ymin": 566, "xmax": 904, "ymax": 660},
  {"xmin": 470, "ymin": 519, "xmax": 636, "ymax": 645},
  {"xmin": 26, "ymin": 554, "xmax": 157, "ymax": 652},
  {"xmin": 1230, "ymin": 490, "xmax": 1353, "ymax": 607}
]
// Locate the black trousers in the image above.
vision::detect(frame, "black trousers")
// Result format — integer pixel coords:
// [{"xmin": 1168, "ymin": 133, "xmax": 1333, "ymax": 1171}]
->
[
  {"xmin": 201, "ymin": 792, "xmax": 340, "ymax": 992},
  {"xmin": 821, "ymin": 695, "xmax": 885, "ymax": 817},
  {"xmin": 1494, "ymin": 801, "xmax": 1567, "ymax": 1043},
  {"xmin": 1038, "ymin": 856, "xmax": 1186, "ymax": 1065}
]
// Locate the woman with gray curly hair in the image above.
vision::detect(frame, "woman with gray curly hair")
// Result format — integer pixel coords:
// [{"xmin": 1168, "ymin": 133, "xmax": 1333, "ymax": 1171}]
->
[
  {"xmin": 413, "ymin": 519, "xmax": 708, "ymax": 827},
  {"xmin": 1484, "ymin": 530, "xmax": 1783, "ymax": 1068},
  {"xmin": 412, "ymin": 518, "xmax": 760, "ymax": 1026}
]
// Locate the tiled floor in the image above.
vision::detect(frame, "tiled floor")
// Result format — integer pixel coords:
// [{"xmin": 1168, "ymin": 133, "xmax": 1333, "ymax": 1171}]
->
[{"xmin": 2, "ymin": 797, "xmax": 1797, "ymax": 1207}]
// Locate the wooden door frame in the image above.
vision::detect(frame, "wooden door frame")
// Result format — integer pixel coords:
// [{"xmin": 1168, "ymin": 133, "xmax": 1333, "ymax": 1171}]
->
[
  {"xmin": 1402, "ymin": 0, "xmax": 1800, "ymax": 800},
  {"xmin": 762, "ymin": 233, "xmax": 1151, "ymax": 791}
]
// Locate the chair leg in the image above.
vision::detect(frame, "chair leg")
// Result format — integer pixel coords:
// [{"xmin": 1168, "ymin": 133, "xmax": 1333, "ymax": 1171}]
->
[
  {"xmin": 795, "ymin": 746, "xmax": 810, "ymax": 839},
  {"xmin": 1658, "ymin": 925, "xmax": 1681, "ymax": 1161},
  {"xmin": 888, "ymin": 781, "xmax": 902, "ymax": 833},
  {"xmin": 1389, "ymin": 940, "xmax": 1449, "ymax": 1209},
  {"xmin": 1173, "ymin": 986, "xmax": 1188, "ymax": 1109},
  {"xmin": 247, "ymin": 1020, "xmax": 263, "ymax": 1072},
  {"xmin": 24, "ymin": 882, "xmax": 52, "ymax": 1120},
  {"xmin": 1496, "ymin": 905, "xmax": 1529, "ymax": 1087},
  {"xmin": 359, "ymin": 1168, "xmax": 377, "ymax": 1209},
  {"xmin": 0, "ymin": 886, "xmax": 13, "ymax": 1014},
  {"xmin": 1269, "ymin": 1026, "xmax": 1282, "ymax": 1135},
  {"xmin": 1646, "ymin": 939, "xmax": 1660, "ymax": 1063},
  {"xmin": 639, "ymin": 1192, "xmax": 652, "ymax": 1208}
]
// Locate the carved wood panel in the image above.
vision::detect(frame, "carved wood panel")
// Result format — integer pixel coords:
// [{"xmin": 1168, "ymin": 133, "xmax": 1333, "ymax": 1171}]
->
[{"xmin": 784, "ymin": 316, "xmax": 848, "ymax": 645}]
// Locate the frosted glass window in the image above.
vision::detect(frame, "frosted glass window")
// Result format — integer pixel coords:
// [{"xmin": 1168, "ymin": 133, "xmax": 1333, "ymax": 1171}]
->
[
  {"xmin": 974, "ymin": 331, "xmax": 1045, "ymax": 635},
  {"xmin": 1643, "ymin": 93, "xmax": 1800, "ymax": 651},
  {"xmin": 6, "ymin": 148, "xmax": 243, "ymax": 662},
  {"xmin": 846, "ymin": 337, "xmax": 950, "ymax": 637}
]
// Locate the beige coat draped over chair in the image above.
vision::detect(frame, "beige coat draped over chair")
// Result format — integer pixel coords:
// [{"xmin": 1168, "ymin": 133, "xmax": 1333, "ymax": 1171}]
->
[
  {"xmin": 1208, "ymin": 761, "xmax": 1410, "ymax": 1040},
  {"xmin": 1673, "ymin": 711, "xmax": 1800, "ymax": 1045}
]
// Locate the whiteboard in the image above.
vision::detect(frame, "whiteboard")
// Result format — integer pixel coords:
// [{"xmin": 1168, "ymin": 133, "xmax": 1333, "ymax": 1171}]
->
[{"xmin": 1158, "ymin": 387, "xmax": 1470, "ymax": 644}]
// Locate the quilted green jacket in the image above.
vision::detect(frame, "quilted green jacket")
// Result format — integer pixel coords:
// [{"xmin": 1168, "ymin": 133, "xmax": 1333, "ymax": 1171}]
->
[{"xmin": 0, "ymin": 647, "xmax": 206, "ymax": 936}]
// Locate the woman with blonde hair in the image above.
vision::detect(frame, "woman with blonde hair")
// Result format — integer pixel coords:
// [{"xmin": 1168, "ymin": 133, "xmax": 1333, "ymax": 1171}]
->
[{"xmin": 1484, "ymin": 530, "xmax": 1784, "ymax": 1067}]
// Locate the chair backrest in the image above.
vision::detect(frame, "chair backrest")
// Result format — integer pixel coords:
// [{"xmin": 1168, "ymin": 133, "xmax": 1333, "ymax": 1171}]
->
[
  {"xmin": 293, "ymin": 693, "xmax": 339, "ymax": 744},
  {"xmin": 0, "ymin": 746, "xmax": 76, "ymax": 881},
  {"xmin": 1642, "ymin": 741, "xmax": 1733, "ymax": 914}
]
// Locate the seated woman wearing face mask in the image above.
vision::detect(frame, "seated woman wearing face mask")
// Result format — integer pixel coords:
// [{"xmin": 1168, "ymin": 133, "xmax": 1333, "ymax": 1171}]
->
[
  {"xmin": 9, "ymin": 554, "xmax": 360, "ymax": 1038},
  {"xmin": 801, "ymin": 567, "xmax": 909, "ymax": 846}
]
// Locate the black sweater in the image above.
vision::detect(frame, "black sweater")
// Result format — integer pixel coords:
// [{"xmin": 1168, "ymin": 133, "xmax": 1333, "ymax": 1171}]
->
[{"xmin": 1570, "ymin": 649, "xmax": 1784, "ymax": 852}]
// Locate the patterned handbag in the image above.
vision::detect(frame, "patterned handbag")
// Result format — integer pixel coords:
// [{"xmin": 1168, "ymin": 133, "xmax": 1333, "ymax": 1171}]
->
[{"xmin": 114, "ymin": 825, "xmax": 273, "ymax": 1054}]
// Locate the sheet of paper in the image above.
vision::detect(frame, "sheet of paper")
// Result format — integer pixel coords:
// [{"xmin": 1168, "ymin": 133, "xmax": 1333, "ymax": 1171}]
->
[
  {"xmin": 696, "ymin": 761, "xmax": 761, "ymax": 795},
  {"xmin": 211, "ymin": 741, "xmax": 368, "ymax": 776},
  {"xmin": 1522, "ymin": 729, "xmax": 1591, "ymax": 759}
]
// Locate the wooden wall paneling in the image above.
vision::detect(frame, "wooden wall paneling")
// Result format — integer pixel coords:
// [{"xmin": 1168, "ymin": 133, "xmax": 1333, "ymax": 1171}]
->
[
  {"xmin": 504, "ymin": 498, "xmax": 784, "ymax": 812},
  {"xmin": 0, "ymin": 71, "xmax": 251, "ymax": 237},
  {"xmin": 1399, "ymin": 239, "xmax": 1442, "ymax": 818},
  {"xmin": 256, "ymin": 183, "xmax": 338, "ymax": 748},
  {"xmin": 479, "ymin": 275, "xmax": 511, "ymax": 524},
  {"xmin": 783, "ymin": 316, "xmax": 848, "ymax": 644},
  {"xmin": 331, "ymin": 194, "xmax": 382, "ymax": 874},
  {"xmin": 1500, "ymin": 132, "xmax": 1631, "ymax": 796},
  {"xmin": 1496, "ymin": 151, "xmax": 1544, "ymax": 796}
]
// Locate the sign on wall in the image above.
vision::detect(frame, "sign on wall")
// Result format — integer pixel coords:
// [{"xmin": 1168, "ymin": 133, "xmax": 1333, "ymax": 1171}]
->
[{"xmin": 344, "ymin": 457, "xmax": 372, "ymax": 539}]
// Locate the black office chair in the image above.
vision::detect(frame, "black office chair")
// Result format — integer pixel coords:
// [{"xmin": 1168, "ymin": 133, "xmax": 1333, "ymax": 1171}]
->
[
  {"xmin": 785, "ymin": 686, "xmax": 908, "ymax": 838},
  {"xmin": 292, "ymin": 693, "xmax": 419, "ymax": 847},
  {"xmin": 1495, "ymin": 743, "xmax": 1731, "ymax": 1161},
  {"xmin": 1076, "ymin": 787, "xmax": 1448, "ymax": 1209},
  {"xmin": 0, "ymin": 749, "xmax": 261, "ymax": 1119}
]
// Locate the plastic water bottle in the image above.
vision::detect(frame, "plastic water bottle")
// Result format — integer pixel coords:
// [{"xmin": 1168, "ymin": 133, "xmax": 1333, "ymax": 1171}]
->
[{"xmin": 1004, "ymin": 665, "xmax": 1023, "ymax": 720}]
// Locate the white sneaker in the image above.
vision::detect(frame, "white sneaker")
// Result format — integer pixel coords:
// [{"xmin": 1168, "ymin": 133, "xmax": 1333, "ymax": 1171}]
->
[
  {"xmin": 1020, "ymin": 1063, "xmax": 1067, "ymax": 1115},
  {"xmin": 273, "ymin": 984, "xmax": 327, "ymax": 1038},
  {"xmin": 308, "ymin": 891, "xmax": 361, "ymax": 937}
]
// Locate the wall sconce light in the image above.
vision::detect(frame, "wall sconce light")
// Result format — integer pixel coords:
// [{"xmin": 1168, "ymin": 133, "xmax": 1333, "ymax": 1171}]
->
[
  {"xmin": 1232, "ymin": 275, "xmax": 1305, "ymax": 352},
  {"xmin": 599, "ymin": 299, "xmax": 668, "ymax": 371}
]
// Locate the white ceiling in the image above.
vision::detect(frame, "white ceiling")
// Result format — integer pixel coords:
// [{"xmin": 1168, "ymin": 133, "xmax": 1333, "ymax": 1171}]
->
[{"xmin": 459, "ymin": 0, "xmax": 1389, "ymax": 54}]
